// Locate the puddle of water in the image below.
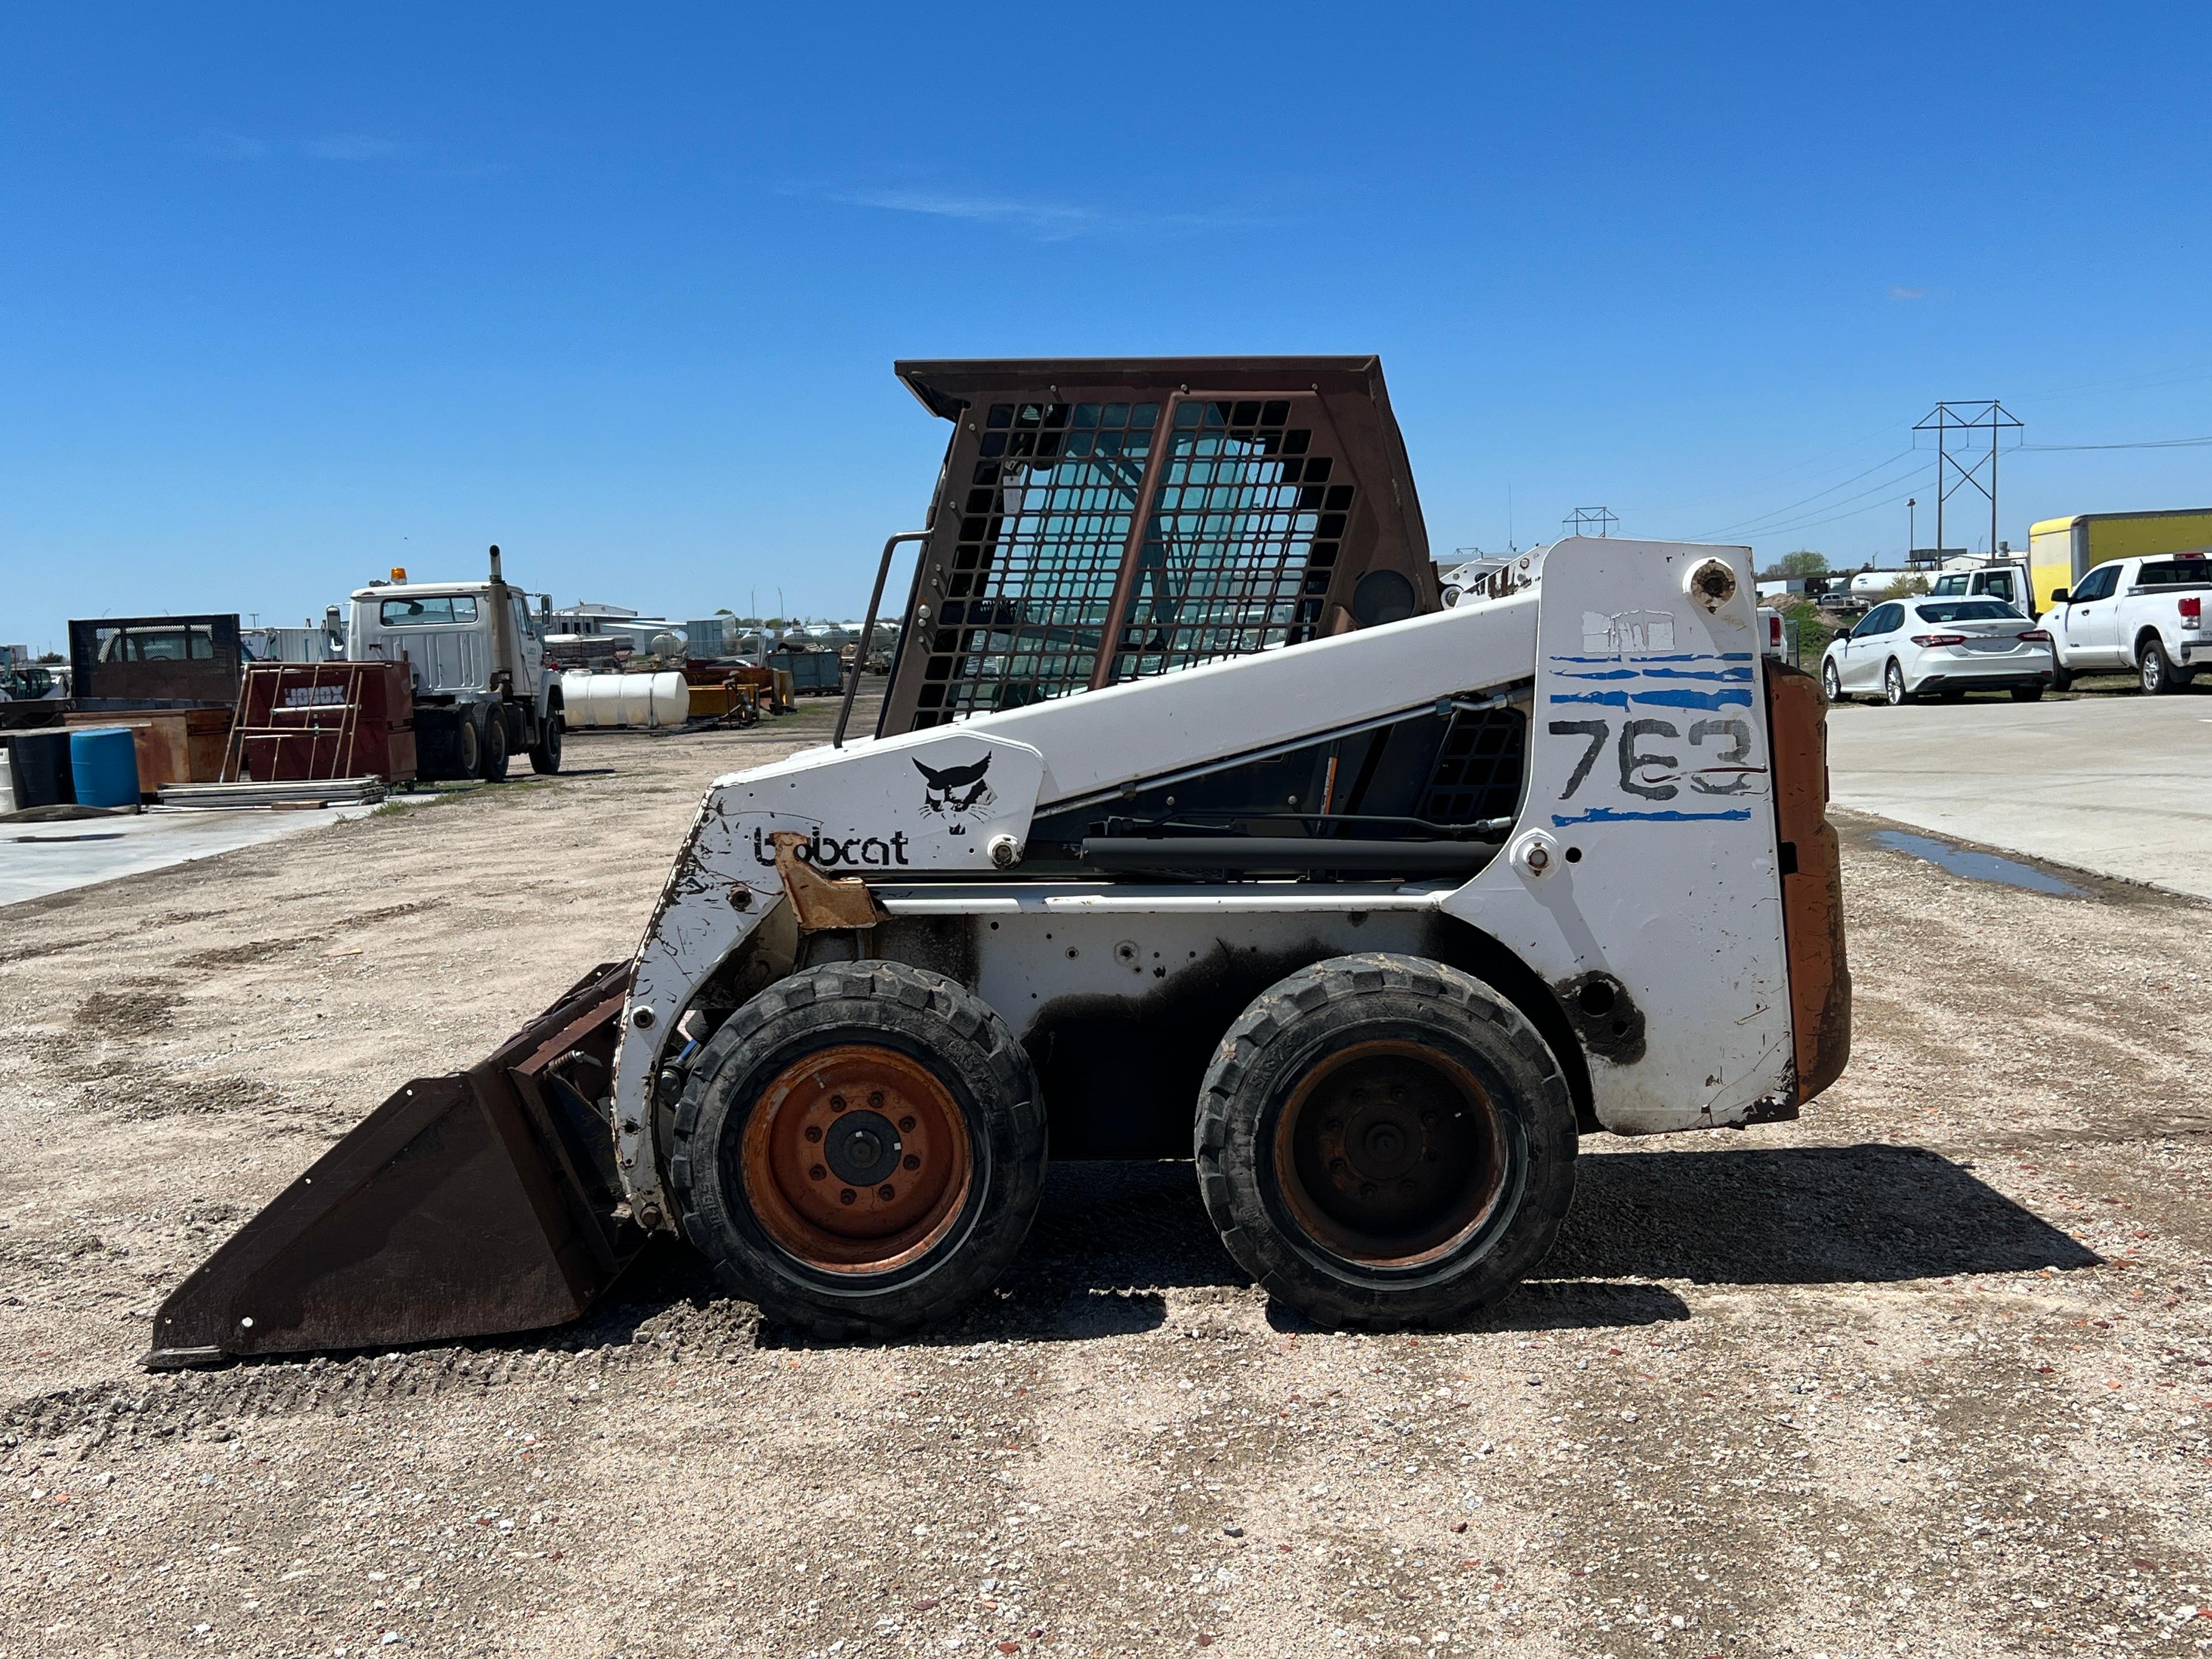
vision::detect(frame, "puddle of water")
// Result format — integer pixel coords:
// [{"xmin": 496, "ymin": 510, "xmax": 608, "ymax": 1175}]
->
[{"xmin": 1870, "ymin": 830, "xmax": 2085, "ymax": 897}]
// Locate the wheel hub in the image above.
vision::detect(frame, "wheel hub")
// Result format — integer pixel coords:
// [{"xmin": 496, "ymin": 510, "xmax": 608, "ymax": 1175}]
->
[
  {"xmin": 1277, "ymin": 1040, "xmax": 1505, "ymax": 1266},
  {"xmin": 737, "ymin": 1044, "xmax": 973, "ymax": 1271}
]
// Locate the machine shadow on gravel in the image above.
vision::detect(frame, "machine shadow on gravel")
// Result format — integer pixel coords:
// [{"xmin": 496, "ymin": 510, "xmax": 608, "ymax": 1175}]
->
[{"xmin": 1546, "ymin": 1143, "xmax": 2101, "ymax": 1285}]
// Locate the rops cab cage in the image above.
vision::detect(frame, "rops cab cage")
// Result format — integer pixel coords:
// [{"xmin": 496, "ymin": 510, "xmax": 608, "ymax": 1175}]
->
[{"xmin": 877, "ymin": 357, "xmax": 1441, "ymax": 735}]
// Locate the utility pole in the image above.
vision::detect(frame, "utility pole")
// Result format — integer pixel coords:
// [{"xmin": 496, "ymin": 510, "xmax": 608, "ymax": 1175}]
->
[
  {"xmin": 1913, "ymin": 402, "xmax": 2020, "ymax": 565},
  {"xmin": 1908, "ymin": 498, "xmax": 1916, "ymax": 560}
]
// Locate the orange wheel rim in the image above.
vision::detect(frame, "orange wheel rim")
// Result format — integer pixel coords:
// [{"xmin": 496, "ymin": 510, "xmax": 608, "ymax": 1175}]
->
[
  {"xmin": 1273, "ymin": 1039, "xmax": 1506, "ymax": 1268},
  {"xmin": 738, "ymin": 1044, "xmax": 974, "ymax": 1273}
]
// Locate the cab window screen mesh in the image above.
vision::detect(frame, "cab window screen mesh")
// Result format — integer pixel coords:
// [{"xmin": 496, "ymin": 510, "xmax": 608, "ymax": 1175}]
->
[
  {"xmin": 914, "ymin": 400, "xmax": 1157, "ymax": 726},
  {"xmin": 1417, "ymin": 707, "xmax": 1526, "ymax": 825},
  {"xmin": 1111, "ymin": 398, "xmax": 1349, "ymax": 681}
]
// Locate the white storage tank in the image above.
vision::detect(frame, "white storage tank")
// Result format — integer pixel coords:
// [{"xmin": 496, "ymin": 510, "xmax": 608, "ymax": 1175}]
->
[{"xmin": 560, "ymin": 670, "xmax": 690, "ymax": 729}]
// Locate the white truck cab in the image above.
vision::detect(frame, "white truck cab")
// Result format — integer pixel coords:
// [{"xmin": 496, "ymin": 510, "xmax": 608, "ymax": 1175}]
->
[
  {"xmin": 1927, "ymin": 560, "xmax": 2033, "ymax": 616},
  {"xmin": 2044, "ymin": 551, "xmax": 2212, "ymax": 695},
  {"xmin": 348, "ymin": 546, "xmax": 566, "ymax": 779}
]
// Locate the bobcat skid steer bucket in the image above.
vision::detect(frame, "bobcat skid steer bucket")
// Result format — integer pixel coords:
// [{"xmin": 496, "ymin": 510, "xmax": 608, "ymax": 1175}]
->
[{"xmin": 146, "ymin": 963, "xmax": 644, "ymax": 1369}]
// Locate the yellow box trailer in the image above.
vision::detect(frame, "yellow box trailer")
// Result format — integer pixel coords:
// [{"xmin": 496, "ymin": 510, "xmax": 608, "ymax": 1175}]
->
[{"xmin": 2030, "ymin": 508, "xmax": 2212, "ymax": 612}]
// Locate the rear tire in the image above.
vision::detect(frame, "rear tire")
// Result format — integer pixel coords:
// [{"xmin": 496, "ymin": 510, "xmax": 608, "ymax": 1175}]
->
[
  {"xmin": 1821, "ymin": 660, "xmax": 1844, "ymax": 703},
  {"xmin": 2140, "ymin": 637, "xmax": 2177, "ymax": 695},
  {"xmin": 529, "ymin": 712, "xmax": 563, "ymax": 775},
  {"xmin": 1194, "ymin": 953, "xmax": 1577, "ymax": 1331},
  {"xmin": 480, "ymin": 709, "xmax": 510, "ymax": 780},
  {"xmin": 2010, "ymin": 686, "xmax": 2044, "ymax": 703},
  {"xmin": 671, "ymin": 961, "xmax": 1048, "ymax": 1338},
  {"xmin": 1884, "ymin": 660, "xmax": 1913, "ymax": 706}
]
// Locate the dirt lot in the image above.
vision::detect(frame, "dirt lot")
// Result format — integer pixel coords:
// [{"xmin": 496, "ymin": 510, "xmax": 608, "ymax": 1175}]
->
[{"xmin": 1, "ymin": 697, "xmax": 2207, "ymax": 1658}]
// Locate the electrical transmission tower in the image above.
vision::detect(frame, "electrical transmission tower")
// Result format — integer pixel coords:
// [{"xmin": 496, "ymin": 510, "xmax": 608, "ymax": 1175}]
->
[
  {"xmin": 1563, "ymin": 506, "xmax": 1618, "ymax": 539},
  {"xmin": 1912, "ymin": 402, "xmax": 2021, "ymax": 560}
]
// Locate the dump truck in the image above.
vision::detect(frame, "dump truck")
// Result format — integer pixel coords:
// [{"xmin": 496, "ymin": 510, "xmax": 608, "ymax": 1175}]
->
[
  {"xmin": 148, "ymin": 357, "xmax": 1849, "ymax": 1365},
  {"xmin": 346, "ymin": 548, "xmax": 564, "ymax": 781}
]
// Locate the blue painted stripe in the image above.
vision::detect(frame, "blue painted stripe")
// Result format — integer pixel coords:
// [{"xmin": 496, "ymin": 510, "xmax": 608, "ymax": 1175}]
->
[
  {"xmin": 1555, "ymin": 667, "xmax": 1753, "ymax": 683},
  {"xmin": 1548, "ymin": 652, "xmax": 1754, "ymax": 664},
  {"xmin": 1547, "ymin": 691, "xmax": 1629, "ymax": 707},
  {"xmin": 1628, "ymin": 688, "xmax": 1754, "ymax": 710},
  {"xmin": 1551, "ymin": 806, "xmax": 1756, "ymax": 826}
]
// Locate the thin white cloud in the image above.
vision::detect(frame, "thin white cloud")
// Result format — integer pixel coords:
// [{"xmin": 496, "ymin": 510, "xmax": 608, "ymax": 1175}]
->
[
  {"xmin": 305, "ymin": 134, "xmax": 400, "ymax": 162},
  {"xmin": 828, "ymin": 187, "xmax": 1100, "ymax": 237},
  {"xmin": 1888, "ymin": 284, "xmax": 1925, "ymax": 302},
  {"xmin": 198, "ymin": 134, "xmax": 400, "ymax": 162},
  {"xmin": 813, "ymin": 184, "xmax": 1256, "ymax": 241}
]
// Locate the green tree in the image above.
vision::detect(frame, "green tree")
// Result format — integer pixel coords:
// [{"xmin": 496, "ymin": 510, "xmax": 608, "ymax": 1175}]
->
[
  {"xmin": 1877, "ymin": 574, "xmax": 1929, "ymax": 601},
  {"xmin": 1777, "ymin": 550, "xmax": 1829, "ymax": 578}
]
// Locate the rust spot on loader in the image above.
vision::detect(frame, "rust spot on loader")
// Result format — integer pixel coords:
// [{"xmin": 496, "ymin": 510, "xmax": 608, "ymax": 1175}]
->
[
  {"xmin": 1764, "ymin": 661, "xmax": 1851, "ymax": 1102},
  {"xmin": 773, "ymin": 831, "xmax": 888, "ymax": 932}
]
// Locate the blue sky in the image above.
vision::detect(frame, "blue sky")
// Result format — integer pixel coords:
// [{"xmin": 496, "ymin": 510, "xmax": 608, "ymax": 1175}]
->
[{"xmin": 5, "ymin": 3, "xmax": 2211, "ymax": 652}]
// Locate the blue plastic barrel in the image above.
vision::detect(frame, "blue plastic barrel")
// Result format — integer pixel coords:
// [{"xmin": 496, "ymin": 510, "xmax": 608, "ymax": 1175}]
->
[{"xmin": 69, "ymin": 727, "xmax": 141, "ymax": 808}]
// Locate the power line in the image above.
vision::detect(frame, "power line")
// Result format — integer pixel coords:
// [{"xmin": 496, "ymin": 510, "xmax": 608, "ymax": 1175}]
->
[
  {"xmin": 2019, "ymin": 435, "xmax": 2212, "ymax": 450},
  {"xmin": 1683, "ymin": 450, "xmax": 1921, "ymax": 541}
]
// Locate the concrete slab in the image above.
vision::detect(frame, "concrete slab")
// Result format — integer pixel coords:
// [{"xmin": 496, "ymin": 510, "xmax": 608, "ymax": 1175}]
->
[
  {"xmin": 1825, "ymin": 688, "xmax": 2212, "ymax": 900},
  {"xmin": 0, "ymin": 803, "xmax": 380, "ymax": 908}
]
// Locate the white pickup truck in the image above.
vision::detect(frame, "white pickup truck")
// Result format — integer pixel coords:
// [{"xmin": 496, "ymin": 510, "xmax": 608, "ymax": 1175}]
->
[{"xmin": 2045, "ymin": 552, "xmax": 2212, "ymax": 694}]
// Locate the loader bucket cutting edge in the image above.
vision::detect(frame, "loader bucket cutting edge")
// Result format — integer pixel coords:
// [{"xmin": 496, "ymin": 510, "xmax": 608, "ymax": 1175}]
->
[{"xmin": 146, "ymin": 961, "xmax": 646, "ymax": 1370}]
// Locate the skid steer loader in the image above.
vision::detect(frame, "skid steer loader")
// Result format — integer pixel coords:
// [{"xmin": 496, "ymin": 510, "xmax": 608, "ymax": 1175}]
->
[{"xmin": 147, "ymin": 358, "xmax": 1848, "ymax": 1365}]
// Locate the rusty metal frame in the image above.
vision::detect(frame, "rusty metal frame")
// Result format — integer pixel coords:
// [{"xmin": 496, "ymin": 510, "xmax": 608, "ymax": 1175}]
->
[{"xmin": 880, "ymin": 357, "xmax": 1435, "ymax": 738}]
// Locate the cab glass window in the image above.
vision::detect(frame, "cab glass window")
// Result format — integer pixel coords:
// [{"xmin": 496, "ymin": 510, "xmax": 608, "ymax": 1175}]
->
[
  {"xmin": 2072, "ymin": 566, "xmax": 2119, "ymax": 602},
  {"xmin": 1982, "ymin": 573, "xmax": 2015, "ymax": 601},
  {"xmin": 2138, "ymin": 559, "xmax": 2212, "ymax": 587},
  {"xmin": 379, "ymin": 596, "xmax": 480, "ymax": 626}
]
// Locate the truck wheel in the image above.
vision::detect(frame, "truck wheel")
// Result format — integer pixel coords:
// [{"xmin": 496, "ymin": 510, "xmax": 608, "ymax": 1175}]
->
[
  {"xmin": 671, "ymin": 961, "xmax": 1048, "ymax": 1338},
  {"xmin": 1884, "ymin": 660, "xmax": 1914, "ymax": 706},
  {"xmin": 529, "ymin": 713, "xmax": 563, "ymax": 775},
  {"xmin": 480, "ymin": 708, "xmax": 510, "ymax": 780},
  {"xmin": 2140, "ymin": 638, "xmax": 2178, "ymax": 695},
  {"xmin": 1194, "ymin": 954, "xmax": 1576, "ymax": 1331},
  {"xmin": 2050, "ymin": 662, "xmax": 2073, "ymax": 693},
  {"xmin": 453, "ymin": 713, "xmax": 481, "ymax": 781}
]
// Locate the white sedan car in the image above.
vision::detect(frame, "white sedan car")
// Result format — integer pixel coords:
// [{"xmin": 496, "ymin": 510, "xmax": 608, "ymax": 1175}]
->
[{"xmin": 1821, "ymin": 598, "xmax": 2055, "ymax": 705}]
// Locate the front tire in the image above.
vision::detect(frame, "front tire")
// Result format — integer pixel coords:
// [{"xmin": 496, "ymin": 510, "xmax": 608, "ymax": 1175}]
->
[
  {"xmin": 1884, "ymin": 660, "xmax": 1914, "ymax": 706},
  {"xmin": 529, "ymin": 711, "xmax": 563, "ymax": 775},
  {"xmin": 1195, "ymin": 953, "xmax": 1576, "ymax": 1331},
  {"xmin": 1821, "ymin": 660, "xmax": 1845, "ymax": 703},
  {"xmin": 671, "ymin": 961, "xmax": 1048, "ymax": 1338},
  {"xmin": 2050, "ymin": 661, "xmax": 2073, "ymax": 693}
]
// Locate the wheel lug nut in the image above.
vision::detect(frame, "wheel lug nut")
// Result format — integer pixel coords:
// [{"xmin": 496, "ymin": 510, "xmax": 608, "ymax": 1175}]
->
[
  {"xmin": 804, "ymin": 1125, "xmax": 823, "ymax": 1143},
  {"xmin": 1359, "ymin": 1182, "xmax": 1377, "ymax": 1198},
  {"xmin": 809, "ymin": 1164, "xmax": 827, "ymax": 1181},
  {"xmin": 1324, "ymin": 1118, "xmax": 1342, "ymax": 1132},
  {"xmin": 878, "ymin": 1184, "xmax": 896, "ymax": 1200},
  {"xmin": 1399, "ymin": 1179, "xmax": 1416, "ymax": 1194},
  {"xmin": 830, "ymin": 1094, "xmax": 847, "ymax": 1113},
  {"xmin": 903, "ymin": 1154, "xmax": 921, "ymax": 1171},
  {"xmin": 1330, "ymin": 1157, "xmax": 1348, "ymax": 1175},
  {"xmin": 839, "ymin": 1188, "xmax": 856, "ymax": 1205},
  {"xmin": 869, "ymin": 1090, "xmax": 885, "ymax": 1108},
  {"xmin": 899, "ymin": 1115, "xmax": 916, "ymax": 1131}
]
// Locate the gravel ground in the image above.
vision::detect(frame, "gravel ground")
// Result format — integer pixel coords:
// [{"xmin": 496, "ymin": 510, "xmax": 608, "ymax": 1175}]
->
[{"xmin": 0, "ymin": 696, "xmax": 2207, "ymax": 1658}]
